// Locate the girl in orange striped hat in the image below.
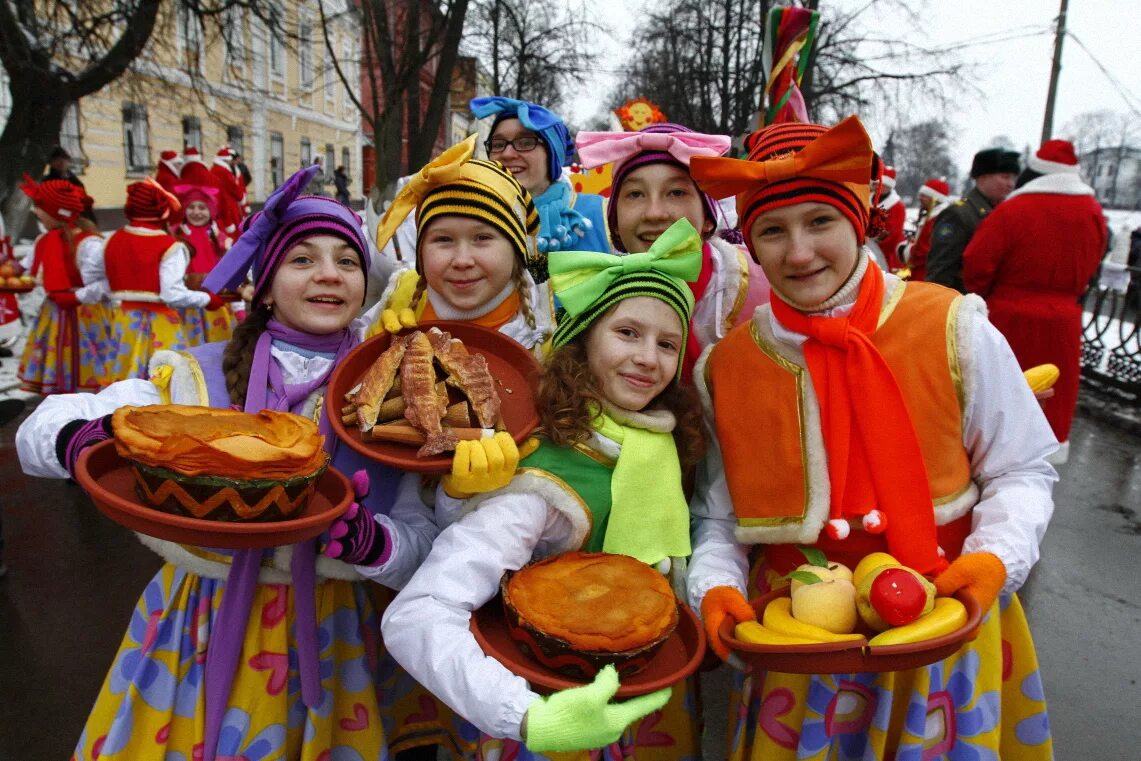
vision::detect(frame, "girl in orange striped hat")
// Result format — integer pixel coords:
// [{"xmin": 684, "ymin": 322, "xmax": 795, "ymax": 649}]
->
[{"xmin": 686, "ymin": 116, "xmax": 1057, "ymax": 760}]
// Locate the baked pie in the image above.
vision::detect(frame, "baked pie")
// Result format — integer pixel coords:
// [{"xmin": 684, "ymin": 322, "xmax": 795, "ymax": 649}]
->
[
  {"xmin": 502, "ymin": 551, "xmax": 679, "ymax": 678},
  {"xmin": 112, "ymin": 405, "xmax": 328, "ymax": 522}
]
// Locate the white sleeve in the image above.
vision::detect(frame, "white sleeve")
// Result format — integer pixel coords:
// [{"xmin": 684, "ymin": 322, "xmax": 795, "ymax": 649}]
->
[
  {"xmin": 16, "ymin": 379, "xmax": 162, "ymax": 479},
  {"xmin": 959, "ymin": 308, "xmax": 1058, "ymax": 592},
  {"xmin": 686, "ymin": 434, "xmax": 750, "ymax": 614},
  {"xmin": 159, "ymin": 242, "xmax": 211, "ymax": 308},
  {"xmin": 354, "ymin": 472, "xmax": 439, "ymax": 590},
  {"xmin": 381, "ymin": 494, "xmax": 561, "ymax": 740},
  {"xmin": 74, "ymin": 237, "xmax": 109, "ymax": 304},
  {"xmin": 434, "ymin": 486, "xmax": 467, "ymax": 531}
]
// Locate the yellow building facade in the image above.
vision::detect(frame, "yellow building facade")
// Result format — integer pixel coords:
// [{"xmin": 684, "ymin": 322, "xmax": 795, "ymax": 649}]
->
[{"xmin": 0, "ymin": 0, "xmax": 363, "ymax": 211}]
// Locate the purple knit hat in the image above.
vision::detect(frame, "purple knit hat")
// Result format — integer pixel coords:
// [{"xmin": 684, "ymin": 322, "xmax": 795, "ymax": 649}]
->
[
  {"xmin": 203, "ymin": 165, "xmax": 369, "ymax": 305},
  {"xmin": 607, "ymin": 123, "xmax": 722, "ymax": 252}
]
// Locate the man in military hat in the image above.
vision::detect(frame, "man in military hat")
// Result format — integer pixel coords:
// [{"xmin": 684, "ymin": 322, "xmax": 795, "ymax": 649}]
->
[{"xmin": 925, "ymin": 147, "xmax": 1020, "ymax": 291}]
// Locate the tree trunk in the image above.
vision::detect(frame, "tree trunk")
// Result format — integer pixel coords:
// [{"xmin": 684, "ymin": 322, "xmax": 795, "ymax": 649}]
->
[
  {"xmin": 373, "ymin": 98, "xmax": 406, "ymax": 206},
  {"xmin": 0, "ymin": 74, "xmax": 67, "ymax": 235}
]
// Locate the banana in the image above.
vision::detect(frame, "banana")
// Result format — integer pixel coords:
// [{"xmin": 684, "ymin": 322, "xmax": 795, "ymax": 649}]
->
[
  {"xmin": 733, "ymin": 621, "xmax": 819, "ymax": 646},
  {"xmin": 867, "ymin": 597, "xmax": 968, "ymax": 646},
  {"xmin": 852, "ymin": 551, "xmax": 900, "ymax": 587},
  {"xmin": 1023, "ymin": 364, "xmax": 1060, "ymax": 393},
  {"xmin": 762, "ymin": 597, "xmax": 865, "ymax": 644}
]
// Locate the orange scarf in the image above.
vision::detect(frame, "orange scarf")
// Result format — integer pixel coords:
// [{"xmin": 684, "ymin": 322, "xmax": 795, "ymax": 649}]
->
[
  {"xmin": 420, "ymin": 290, "xmax": 522, "ymax": 331},
  {"xmin": 769, "ymin": 263, "xmax": 945, "ymax": 574}
]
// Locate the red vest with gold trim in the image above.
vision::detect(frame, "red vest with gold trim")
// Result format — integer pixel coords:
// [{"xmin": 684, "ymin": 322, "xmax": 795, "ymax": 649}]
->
[
  {"xmin": 706, "ymin": 281, "xmax": 975, "ymax": 552},
  {"xmin": 105, "ymin": 227, "xmax": 179, "ymax": 295}
]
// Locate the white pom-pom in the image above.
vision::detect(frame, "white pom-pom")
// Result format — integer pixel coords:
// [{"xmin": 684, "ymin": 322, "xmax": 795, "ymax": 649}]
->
[
  {"xmin": 825, "ymin": 518, "xmax": 850, "ymax": 540},
  {"xmin": 862, "ymin": 509, "xmax": 887, "ymax": 534},
  {"xmin": 937, "ymin": 545, "xmax": 946, "ymax": 558}
]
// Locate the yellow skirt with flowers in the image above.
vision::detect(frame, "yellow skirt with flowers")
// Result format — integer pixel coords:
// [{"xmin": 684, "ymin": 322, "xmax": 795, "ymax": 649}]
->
[
  {"xmin": 19, "ymin": 300, "xmax": 111, "ymax": 394},
  {"xmin": 104, "ymin": 303, "xmax": 197, "ymax": 384},
  {"xmin": 180, "ymin": 305, "xmax": 237, "ymax": 345},
  {"xmin": 724, "ymin": 565, "xmax": 1052, "ymax": 761},
  {"xmin": 72, "ymin": 562, "xmax": 389, "ymax": 761}
]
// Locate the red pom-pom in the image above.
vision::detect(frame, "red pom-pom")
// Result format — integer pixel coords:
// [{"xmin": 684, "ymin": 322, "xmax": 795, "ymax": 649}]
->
[
  {"xmin": 862, "ymin": 509, "xmax": 887, "ymax": 534},
  {"xmin": 825, "ymin": 518, "xmax": 850, "ymax": 540}
]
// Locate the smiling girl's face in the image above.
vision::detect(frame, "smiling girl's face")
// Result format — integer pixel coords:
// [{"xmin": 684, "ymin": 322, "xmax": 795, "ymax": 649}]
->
[
  {"xmin": 749, "ymin": 201, "xmax": 860, "ymax": 307},
  {"xmin": 584, "ymin": 297, "xmax": 682, "ymax": 412},
  {"xmin": 419, "ymin": 216, "xmax": 516, "ymax": 313},
  {"xmin": 264, "ymin": 234, "xmax": 365, "ymax": 334},
  {"xmin": 184, "ymin": 200, "xmax": 212, "ymax": 227}
]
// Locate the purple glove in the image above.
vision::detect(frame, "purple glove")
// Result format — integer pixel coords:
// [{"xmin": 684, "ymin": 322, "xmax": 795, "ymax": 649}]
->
[
  {"xmin": 56, "ymin": 415, "xmax": 113, "ymax": 478},
  {"xmin": 323, "ymin": 470, "xmax": 389, "ymax": 566}
]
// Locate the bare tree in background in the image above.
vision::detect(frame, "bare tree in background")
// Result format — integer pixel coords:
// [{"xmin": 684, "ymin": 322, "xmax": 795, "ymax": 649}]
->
[
  {"xmin": 615, "ymin": 0, "xmax": 966, "ymax": 140},
  {"xmin": 320, "ymin": 0, "xmax": 469, "ymax": 211},
  {"xmin": 889, "ymin": 120, "xmax": 959, "ymax": 200},
  {"xmin": 465, "ymin": 0, "xmax": 603, "ymax": 112},
  {"xmin": 1062, "ymin": 110, "xmax": 1138, "ymax": 207}
]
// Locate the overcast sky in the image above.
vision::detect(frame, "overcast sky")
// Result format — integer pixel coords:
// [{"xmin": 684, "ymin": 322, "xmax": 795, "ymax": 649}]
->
[{"xmin": 571, "ymin": 0, "xmax": 1141, "ymax": 175}]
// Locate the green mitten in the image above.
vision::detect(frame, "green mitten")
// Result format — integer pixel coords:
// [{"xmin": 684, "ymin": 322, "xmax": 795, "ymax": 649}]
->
[{"xmin": 524, "ymin": 665, "xmax": 671, "ymax": 752}]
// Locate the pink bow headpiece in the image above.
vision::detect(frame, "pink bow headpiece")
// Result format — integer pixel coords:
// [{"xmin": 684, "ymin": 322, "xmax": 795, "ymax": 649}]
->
[{"xmin": 576, "ymin": 131, "xmax": 731, "ymax": 170}]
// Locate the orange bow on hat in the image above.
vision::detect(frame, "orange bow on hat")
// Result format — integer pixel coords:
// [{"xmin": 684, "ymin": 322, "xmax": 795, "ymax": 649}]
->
[{"xmin": 690, "ymin": 115, "xmax": 874, "ymax": 208}]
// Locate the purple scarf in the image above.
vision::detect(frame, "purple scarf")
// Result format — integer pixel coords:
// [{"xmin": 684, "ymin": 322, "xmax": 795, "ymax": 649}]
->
[{"xmin": 203, "ymin": 319, "xmax": 359, "ymax": 761}]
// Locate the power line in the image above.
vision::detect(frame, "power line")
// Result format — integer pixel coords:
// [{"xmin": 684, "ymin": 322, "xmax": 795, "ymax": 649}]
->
[{"xmin": 1065, "ymin": 31, "xmax": 1141, "ymax": 117}]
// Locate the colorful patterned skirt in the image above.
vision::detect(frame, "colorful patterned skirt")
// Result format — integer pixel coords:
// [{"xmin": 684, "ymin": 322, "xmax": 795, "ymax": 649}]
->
[
  {"xmin": 19, "ymin": 300, "xmax": 111, "ymax": 394},
  {"xmin": 724, "ymin": 563, "xmax": 1052, "ymax": 761},
  {"xmin": 72, "ymin": 563, "xmax": 390, "ymax": 761},
  {"xmin": 104, "ymin": 303, "xmax": 196, "ymax": 383},
  {"xmin": 179, "ymin": 305, "xmax": 237, "ymax": 346}
]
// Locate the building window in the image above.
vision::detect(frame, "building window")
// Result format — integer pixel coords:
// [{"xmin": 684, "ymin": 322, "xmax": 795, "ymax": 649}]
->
[
  {"xmin": 177, "ymin": 1, "xmax": 202, "ymax": 64},
  {"xmin": 60, "ymin": 103, "xmax": 85, "ymax": 174},
  {"xmin": 299, "ymin": 15, "xmax": 313, "ymax": 89},
  {"xmin": 300, "ymin": 138, "xmax": 312, "ymax": 167},
  {"xmin": 325, "ymin": 144, "xmax": 335, "ymax": 176},
  {"xmin": 341, "ymin": 146, "xmax": 350, "ymax": 175},
  {"xmin": 122, "ymin": 103, "xmax": 150, "ymax": 174},
  {"xmin": 223, "ymin": 8, "xmax": 246, "ymax": 73},
  {"xmin": 271, "ymin": 132, "xmax": 284, "ymax": 188},
  {"xmin": 227, "ymin": 126, "xmax": 244, "ymax": 160},
  {"xmin": 182, "ymin": 116, "xmax": 202, "ymax": 151},
  {"xmin": 268, "ymin": 3, "xmax": 285, "ymax": 79}
]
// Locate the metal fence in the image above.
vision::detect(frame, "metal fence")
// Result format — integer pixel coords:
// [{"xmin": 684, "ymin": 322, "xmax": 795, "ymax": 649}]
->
[{"xmin": 1081, "ymin": 265, "xmax": 1141, "ymax": 399}]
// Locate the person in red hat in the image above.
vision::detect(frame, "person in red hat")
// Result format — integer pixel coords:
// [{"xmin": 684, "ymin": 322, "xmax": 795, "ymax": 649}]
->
[
  {"xmin": 174, "ymin": 183, "xmax": 238, "ymax": 342},
  {"xmin": 210, "ymin": 146, "xmax": 246, "ymax": 234},
  {"xmin": 903, "ymin": 178, "xmax": 955, "ymax": 282},
  {"xmin": 962, "ymin": 139, "xmax": 1106, "ymax": 462},
  {"xmin": 17, "ymin": 176, "xmax": 111, "ymax": 394},
  {"xmin": 869, "ymin": 165, "xmax": 907, "ymax": 272},
  {"xmin": 102, "ymin": 178, "xmax": 225, "ymax": 383},
  {"xmin": 155, "ymin": 150, "xmax": 183, "ymax": 193},
  {"xmin": 687, "ymin": 116, "xmax": 1056, "ymax": 760}
]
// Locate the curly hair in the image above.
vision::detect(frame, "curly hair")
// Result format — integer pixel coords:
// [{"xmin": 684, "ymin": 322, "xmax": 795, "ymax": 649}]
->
[{"xmin": 535, "ymin": 340, "xmax": 707, "ymax": 470}]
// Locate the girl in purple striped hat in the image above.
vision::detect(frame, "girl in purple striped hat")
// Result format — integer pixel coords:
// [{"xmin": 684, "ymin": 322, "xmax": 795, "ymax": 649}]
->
[
  {"xmin": 14, "ymin": 164, "xmax": 480, "ymax": 761},
  {"xmin": 576, "ymin": 123, "xmax": 771, "ymax": 381}
]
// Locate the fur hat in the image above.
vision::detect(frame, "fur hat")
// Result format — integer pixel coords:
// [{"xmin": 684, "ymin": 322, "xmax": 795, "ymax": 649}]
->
[
  {"xmin": 880, "ymin": 165, "xmax": 896, "ymax": 189},
  {"xmin": 970, "ymin": 148, "xmax": 1020, "ymax": 179}
]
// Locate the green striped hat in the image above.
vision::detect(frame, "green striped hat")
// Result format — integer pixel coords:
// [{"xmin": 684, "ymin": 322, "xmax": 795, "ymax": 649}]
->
[{"xmin": 549, "ymin": 218, "xmax": 703, "ymax": 378}]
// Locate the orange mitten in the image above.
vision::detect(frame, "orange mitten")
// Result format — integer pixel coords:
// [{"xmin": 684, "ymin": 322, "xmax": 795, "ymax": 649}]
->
[
  {"xmin": 700, "ymin": 586, "xmax": 756, "ymax": 661},
  {"xmin": 934, "ymin": 552, "xmax": 1006, "ymax": 612}
]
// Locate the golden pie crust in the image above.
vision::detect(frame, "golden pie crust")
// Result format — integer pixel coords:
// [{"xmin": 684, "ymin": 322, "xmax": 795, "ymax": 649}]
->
[
  {"xmin": 112, "ymin": 405, "xmax": 327, "ymax": 480},
  {"xmin": 504, "ymin": 551, "xmax": 678, "ymax": 653}
]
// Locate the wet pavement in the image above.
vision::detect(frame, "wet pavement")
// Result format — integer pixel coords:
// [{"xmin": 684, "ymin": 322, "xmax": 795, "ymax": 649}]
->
[{"xmin": 1, "ymin": 402, "xmax": 1138, "ymax": 760}]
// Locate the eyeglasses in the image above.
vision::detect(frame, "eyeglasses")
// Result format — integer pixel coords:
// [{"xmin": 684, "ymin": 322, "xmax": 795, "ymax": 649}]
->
[{"xmin": 485, "ymin": 136, "xmax": 541, "ymax": 154}]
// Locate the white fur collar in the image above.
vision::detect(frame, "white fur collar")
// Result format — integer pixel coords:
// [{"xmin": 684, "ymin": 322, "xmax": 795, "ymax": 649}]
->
[{"xmin": 1007, "ymin": 172, "xmax": 1094, "ymax": 199}]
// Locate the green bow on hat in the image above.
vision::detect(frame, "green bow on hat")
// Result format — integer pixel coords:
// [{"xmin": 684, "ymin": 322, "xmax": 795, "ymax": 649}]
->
[{"xmin": 549, "ymin": 218, "xmax": 703, "ymax": 317}]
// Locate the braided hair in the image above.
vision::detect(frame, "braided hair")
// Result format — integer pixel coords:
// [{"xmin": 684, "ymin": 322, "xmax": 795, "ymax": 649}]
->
[{"xmin": 221, "ymin": 304, "xmax": 272, "ymax": 405}]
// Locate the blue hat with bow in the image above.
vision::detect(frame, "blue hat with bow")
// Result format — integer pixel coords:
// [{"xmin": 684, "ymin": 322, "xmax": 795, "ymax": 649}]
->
[{"xmin": 470, "ymin": 96, "xmax": 575, "ymax": 183}]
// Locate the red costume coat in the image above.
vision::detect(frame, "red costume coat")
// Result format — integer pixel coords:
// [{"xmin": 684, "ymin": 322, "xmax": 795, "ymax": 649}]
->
[
  {"xmin": 209, "ymin": 162, "xmax": 244, "ymax": 235},
  {"xmin": 962, "ymin": 173, "xmax": 1106, "ymax": 442},
  {"xmin": 877, "ymin": 194, "xmax": 907, "ymax": 271}
]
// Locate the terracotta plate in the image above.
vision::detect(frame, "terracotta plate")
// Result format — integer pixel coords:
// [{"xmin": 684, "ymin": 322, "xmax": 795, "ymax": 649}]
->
[
  {"xmin": 719, "ymin": 587, "xmax": 984, "ymax": 674},
  {"xmin": 326, "ymin": 321, "xmax": 541, "ymax": 473},
  {"xmin": 471, "ymin": 598, "xmax": 707, "ymax": 698},
  {"xmin": 75, "ymin": 439, "xmax": 352, "ymax": 549}
]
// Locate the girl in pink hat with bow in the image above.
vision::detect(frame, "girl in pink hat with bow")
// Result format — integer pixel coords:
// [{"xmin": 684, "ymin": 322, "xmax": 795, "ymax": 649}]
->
[
  {"xmin": 576, "ymin": 124, "xmax": 770, "ymax": 381},
  {"xmin": 174, "ymin": 183, "xmax": 239, "ymax": 341}
]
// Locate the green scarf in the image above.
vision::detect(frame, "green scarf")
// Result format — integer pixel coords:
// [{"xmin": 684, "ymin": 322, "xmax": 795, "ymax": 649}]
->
[{"xmin": 594, "ymin": 409, "xmax": 691, "ymax": 565}]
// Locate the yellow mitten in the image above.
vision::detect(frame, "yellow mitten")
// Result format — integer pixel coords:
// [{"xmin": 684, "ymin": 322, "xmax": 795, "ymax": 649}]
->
[
  {"xmin": 442, "ymin": 432, "xmax": 538, "ymax": 498},
  {"xmin": 700, "ymin": 586, "xmax": 756, "ymax": 661},
  {"xmin": 934, "ymin": 552, "xmax": 1006, "ymax": 612},
  {"xmin": 366, "ymin": 269, "xmax": 423, "ymax": 339}
]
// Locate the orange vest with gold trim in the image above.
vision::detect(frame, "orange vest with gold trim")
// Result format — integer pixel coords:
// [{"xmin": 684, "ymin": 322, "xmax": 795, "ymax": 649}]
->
[{"xmin": 707, "ymin": 281, "xmax": 972, "ymax": 537}]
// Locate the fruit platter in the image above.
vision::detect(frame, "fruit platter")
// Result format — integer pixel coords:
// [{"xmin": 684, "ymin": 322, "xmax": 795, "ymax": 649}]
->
[{"xmin": 719, "ymin": 550, "xmax": 984, "ymax": 673}]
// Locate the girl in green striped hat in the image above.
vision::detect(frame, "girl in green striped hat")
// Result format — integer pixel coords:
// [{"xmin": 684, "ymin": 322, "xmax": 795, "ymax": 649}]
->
[{"xmin": 382, "ymin": 217, "xmax": 708, "ymax": 757}]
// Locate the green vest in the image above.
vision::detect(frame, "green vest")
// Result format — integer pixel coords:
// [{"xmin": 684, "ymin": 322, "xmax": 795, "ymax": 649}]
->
[{"xmin": 519, "ymin": 439, "xmax": 614, "ymax": 551}]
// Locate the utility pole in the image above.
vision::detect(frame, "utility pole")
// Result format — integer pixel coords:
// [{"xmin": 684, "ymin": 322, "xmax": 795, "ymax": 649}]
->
[{"xmin": 1041, "ymin": 0, "xmax": 1069, "ymax": 143}]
